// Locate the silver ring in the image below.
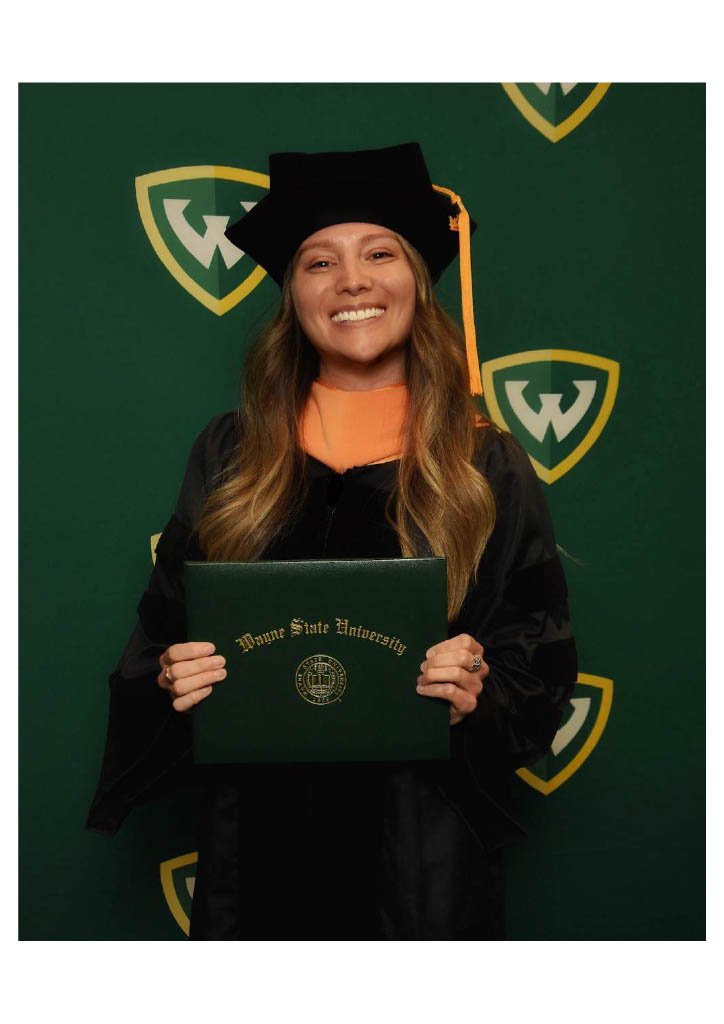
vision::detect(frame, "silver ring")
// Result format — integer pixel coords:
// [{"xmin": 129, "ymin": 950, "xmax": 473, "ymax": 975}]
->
[
  {"xmin": 470, "ymin": 654, "xmax": 482, "ymax": 672},
  {"xmin": 165, "ymin": 667, "xmax": 172, "ymax": 682}
]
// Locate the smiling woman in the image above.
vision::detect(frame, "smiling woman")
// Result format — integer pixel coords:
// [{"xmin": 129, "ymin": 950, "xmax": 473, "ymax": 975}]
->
[
  {"xmin": 290, "ymin": 224, "xmax": 416, "ymax": 390},
  {"xmin": 87, "ymin": 142, "xmax": 577, "ymax": 940}
]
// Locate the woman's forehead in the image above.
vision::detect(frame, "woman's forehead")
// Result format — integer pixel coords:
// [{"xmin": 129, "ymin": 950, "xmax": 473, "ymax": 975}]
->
[{"xmin": 297, "ymin": 223, "xmax": 400, "ymax": 252}]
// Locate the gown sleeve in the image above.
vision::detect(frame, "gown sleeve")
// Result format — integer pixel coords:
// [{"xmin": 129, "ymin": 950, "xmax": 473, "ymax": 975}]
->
[
  {"xmin": 85, "ymin": 412, "xmax": 238, "ymax": 837},
  {"xmin": 451, "ymin": 426, "xmax": 578, "ymax": 782}
]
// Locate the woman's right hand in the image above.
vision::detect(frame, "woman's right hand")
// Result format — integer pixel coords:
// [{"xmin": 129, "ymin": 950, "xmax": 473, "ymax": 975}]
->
[{"xmin": 157, "ymin": 642, "xmax": 227, "ymax": 712}]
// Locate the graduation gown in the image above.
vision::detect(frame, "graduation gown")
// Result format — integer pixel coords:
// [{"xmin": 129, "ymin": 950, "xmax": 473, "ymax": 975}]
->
[{"xmin": 86, "ymin": 411, "xmax": 577, "ymax": 939}]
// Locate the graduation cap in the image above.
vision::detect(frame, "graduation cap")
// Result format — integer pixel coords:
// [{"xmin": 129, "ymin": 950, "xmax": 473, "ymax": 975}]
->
[{"xmin": 225, "ymin": 142, "xmax": 482, "ymax": 395}]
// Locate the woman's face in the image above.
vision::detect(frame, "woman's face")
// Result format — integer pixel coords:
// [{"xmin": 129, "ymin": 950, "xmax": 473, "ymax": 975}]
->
[{"xmin": 291, "ymin": 222, "xmax": 416, "ymax": 387}]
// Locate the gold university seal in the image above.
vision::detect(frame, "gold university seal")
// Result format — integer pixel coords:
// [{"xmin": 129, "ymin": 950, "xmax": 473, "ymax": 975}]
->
[{"xmin": 295, "ymin": 654, "xmax": 347, "ymax": 706}]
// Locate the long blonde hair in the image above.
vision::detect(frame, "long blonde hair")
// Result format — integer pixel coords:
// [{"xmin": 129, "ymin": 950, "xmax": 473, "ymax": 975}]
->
[{"xmin": 197, "ymin": 239, "xmax": 496, "ymax": 620}]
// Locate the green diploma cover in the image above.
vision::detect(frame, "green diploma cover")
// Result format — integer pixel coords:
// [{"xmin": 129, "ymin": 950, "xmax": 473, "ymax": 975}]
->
[{"xmin": 185, "ymin": 557, "xmax": 450, "ymax": 764}]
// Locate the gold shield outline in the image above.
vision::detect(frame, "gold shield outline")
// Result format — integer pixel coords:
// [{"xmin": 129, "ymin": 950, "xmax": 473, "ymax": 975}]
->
[
  {"xmin": 135, "ymin": 165, "xmax": 269, "ymax": 316},
  {"xmin": 481, "ymin": 348, "xmax": 620, "ymax": 484},
  {"xmin": 501, "ymin": 84, "xmax": 611, "ymax": 142},
  {"xmin": 516, "ymin": 673, "xmax": 613, "ymax": 795},
  {"xmin": 160, "ymin": 851, "xmax": 198, "ymax": 937}
]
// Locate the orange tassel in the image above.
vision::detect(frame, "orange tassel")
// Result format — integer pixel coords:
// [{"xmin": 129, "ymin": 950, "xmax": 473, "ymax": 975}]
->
[{"xmin": 432, "ymin": 184, "xmax": 483, "ymax": 396}]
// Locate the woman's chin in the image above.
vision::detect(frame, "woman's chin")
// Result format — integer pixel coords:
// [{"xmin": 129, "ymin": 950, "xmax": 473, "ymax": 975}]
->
[{"xmin": 333, "ymin": 351, "xmax": 400, "ymax": 373}]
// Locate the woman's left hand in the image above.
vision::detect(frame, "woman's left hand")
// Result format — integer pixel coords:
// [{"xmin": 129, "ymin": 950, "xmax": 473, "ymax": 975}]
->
[{"xmin": 417, "ymin": 633, "xmax": 489, "ymax": 725}]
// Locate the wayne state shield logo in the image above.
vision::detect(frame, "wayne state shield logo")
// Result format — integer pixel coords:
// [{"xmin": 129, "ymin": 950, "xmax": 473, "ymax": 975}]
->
[
  {"xmin": 135, "ymin": 165, "xmax": 269, "ymax": 315},
  {"xmin": 501, "ymin": 83, "xmax": 610, "ymax": 142},
  {"xmin": 516, "ymin": 673, "xmax": 613, "ymax": 794},
  {"xmin": 160, "ymin": 851, "xmax": 198, "ymax": 936},
  {"xmin": 482, "ymin": 349, "xmax": 619, "ymax": 483}
]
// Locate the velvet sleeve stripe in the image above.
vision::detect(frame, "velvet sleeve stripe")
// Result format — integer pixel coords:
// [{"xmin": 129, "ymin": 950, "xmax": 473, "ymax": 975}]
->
[
  {"xmin": 137, "ymin": 591, "xmax": 187, "ymax": 645},
  {"xmin": 530, "ymin": 636, "xmax": 578, "ymax": 688},
  {"xmin": 154, "ymin": 512, "xmax": 193, "ymax": 577},
  {"xmin": 503, "ymin": 555, "xmax": 569, "ymax": 615}
]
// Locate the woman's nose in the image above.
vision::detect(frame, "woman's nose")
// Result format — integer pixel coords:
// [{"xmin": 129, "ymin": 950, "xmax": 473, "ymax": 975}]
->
[{"xmin": 334, "ymin": 258, "xmax": 371, "ymax": 294}]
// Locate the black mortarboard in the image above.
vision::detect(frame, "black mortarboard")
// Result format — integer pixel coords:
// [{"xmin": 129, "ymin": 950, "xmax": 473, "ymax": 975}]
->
[{"xmin": 225, "ymin": 142, "xmax": 482, "ymax": 394}]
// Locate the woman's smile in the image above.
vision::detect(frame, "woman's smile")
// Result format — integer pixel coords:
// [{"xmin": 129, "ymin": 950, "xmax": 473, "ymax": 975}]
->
[{"xmin": 330, "ymin": 306, "xmax": 386, "ymax": 324}]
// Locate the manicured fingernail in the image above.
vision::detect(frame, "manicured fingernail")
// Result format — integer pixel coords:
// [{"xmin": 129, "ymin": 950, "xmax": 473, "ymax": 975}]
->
[
  {"xmin": 216, "ymin": 669, "xmax": 227, "ymax": 679},
  {"xmin": 201, "ymin": 687, "xmax": 212, "ymax": 696}
]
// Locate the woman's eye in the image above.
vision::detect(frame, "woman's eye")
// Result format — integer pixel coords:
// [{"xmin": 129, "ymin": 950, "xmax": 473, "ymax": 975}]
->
[
  {"xmin": 370, "ymin": 250, "xmax": 393, "ymax": 260},
  {"xmin": 309, "ymin": 259, "xmax": 331, "ymax": 269}
]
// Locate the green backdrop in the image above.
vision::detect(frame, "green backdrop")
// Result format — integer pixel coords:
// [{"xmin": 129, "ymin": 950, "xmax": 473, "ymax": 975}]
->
[{"xmin": 19, "ymin": 83, "xmax": 705, "ymax": 939}]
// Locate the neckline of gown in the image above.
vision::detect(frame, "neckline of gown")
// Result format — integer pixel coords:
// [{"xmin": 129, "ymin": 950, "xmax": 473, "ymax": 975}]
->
[{"xmin": 304, "ymin": 451, "xmax": 401, "ymax": 478}]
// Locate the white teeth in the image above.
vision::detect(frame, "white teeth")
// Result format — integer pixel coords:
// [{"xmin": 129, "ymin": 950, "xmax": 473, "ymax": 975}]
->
[{"xmin": 331, "ymin": 307, "xmax": 385, "ymax": 323}]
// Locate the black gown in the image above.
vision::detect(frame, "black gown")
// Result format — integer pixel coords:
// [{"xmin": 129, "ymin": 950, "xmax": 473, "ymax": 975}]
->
[{"xmin": 86, "ymin": 411, "xmax": 577, "ymax": 939}]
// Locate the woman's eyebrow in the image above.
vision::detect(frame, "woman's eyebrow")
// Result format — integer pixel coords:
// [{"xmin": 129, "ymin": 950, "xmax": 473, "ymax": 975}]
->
[{"xmin": 296, "ymin": 233, "xmax": 398, "ymax": 259}]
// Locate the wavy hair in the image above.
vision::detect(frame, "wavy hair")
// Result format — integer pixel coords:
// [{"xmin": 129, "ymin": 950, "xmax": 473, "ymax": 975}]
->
[{"xmin": 197, "ymin": 238, "xmax": 496, "ymax": 621}]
